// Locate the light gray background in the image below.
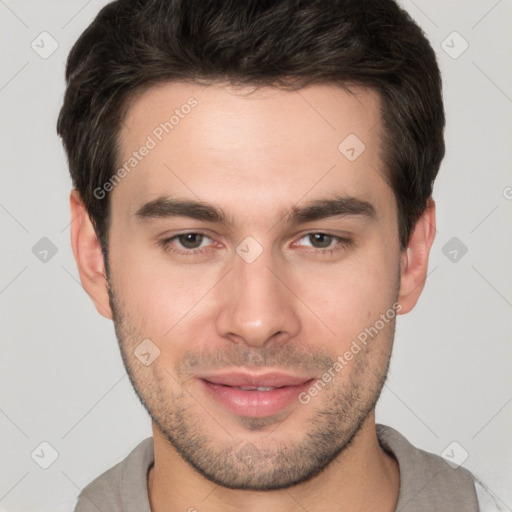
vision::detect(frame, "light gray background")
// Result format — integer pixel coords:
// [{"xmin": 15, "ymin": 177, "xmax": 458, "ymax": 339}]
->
[{"xmin": 1, "ymin": 1, "xmax": 511, "ymax": 510}]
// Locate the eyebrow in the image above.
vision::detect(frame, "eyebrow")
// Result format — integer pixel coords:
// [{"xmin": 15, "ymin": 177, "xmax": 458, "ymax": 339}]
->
[{"xmin": 134, "ymin": 195, "xmax": 376, "ymax": 226}]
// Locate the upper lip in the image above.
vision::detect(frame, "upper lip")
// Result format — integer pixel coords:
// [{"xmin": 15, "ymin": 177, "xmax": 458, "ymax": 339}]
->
[{"xmin": 198, "ymin": 370, "xmax": 314, "ymax": 388}]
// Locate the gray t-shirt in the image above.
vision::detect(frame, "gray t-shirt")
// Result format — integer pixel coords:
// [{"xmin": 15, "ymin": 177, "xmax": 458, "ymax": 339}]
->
[{"xmin": 73, "ymin": 424, "xmax": 502, "ymax": 511}]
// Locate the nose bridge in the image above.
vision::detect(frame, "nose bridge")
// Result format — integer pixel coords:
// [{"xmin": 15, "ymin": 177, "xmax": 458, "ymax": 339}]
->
[{"xmin": 215, "ymin": 244, "xmax": 301, "ymax": 347}]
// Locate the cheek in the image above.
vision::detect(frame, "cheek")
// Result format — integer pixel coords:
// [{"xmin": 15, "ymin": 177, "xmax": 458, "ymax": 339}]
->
[
  {"xmin": 111, "ymin": 243, "xmax": 222, "ymax": 341},
  {"xmin": 295, "ymin": 247, "xmax": 399, "ymax": 344}
]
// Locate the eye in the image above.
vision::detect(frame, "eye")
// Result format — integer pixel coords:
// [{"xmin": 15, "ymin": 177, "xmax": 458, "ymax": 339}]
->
[
  {"xmin": 158, "ymin": 231, "xmax": 352, "ymax": 258},
  {"xmin": 294, "ymin": 232, "xmax": 352, "ymax": 252},
  {"xmin": 175, "ymin": 233, "xmax": 209, "ymax": 249},
  {"xmin": 300, "ymin": 233, "xmax": 335, "ymax": 249},
  {"xmin": 159, "ymin": 232, "xmax": 214, "ymax": 255}
]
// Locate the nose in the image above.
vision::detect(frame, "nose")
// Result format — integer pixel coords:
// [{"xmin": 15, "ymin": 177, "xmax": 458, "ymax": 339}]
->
[{"xmin": 214, "ymin": 246, "xmax": 301, "ymax": 348}]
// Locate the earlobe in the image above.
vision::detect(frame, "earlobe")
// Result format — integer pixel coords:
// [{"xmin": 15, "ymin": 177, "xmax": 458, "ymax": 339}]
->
[
  {"xmin": 397, "ymin": 199, "xmax": 436, "ymax": 314},
  {"xmin": 69, "ymin": 189, "xmax": 113, "ymax": 320}
]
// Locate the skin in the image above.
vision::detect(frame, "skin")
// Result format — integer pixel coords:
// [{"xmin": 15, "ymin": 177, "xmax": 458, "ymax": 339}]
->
[{"xmin": 70, "ymin": 81, "xmax": 436, "ymax": 512}]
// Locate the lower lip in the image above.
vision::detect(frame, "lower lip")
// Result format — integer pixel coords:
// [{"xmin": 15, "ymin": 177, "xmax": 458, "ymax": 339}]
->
[{"xmin": 199, "ymin": 379, "xmax": 314, "ymax": 418}]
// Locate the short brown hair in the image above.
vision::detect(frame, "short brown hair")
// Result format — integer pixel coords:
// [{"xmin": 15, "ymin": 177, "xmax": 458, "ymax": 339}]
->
[{"xmin": 57, "ymin": 0, "xmax": 445, "ymax": 254}]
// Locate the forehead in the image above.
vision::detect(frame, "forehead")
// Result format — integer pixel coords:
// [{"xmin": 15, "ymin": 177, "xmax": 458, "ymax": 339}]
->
[{"xmin": 112, "ymin": 81, "xmax": 389, "ymax": 222}]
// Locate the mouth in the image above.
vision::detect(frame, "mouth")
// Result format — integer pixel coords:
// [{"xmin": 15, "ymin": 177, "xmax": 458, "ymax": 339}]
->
[{"xmin": 196, "ymin": 370, "xmax": 315, "ymax": 418}]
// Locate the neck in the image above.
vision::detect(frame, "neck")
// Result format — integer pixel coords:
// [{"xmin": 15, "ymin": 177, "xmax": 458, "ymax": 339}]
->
[{"xmin": 147, "ymin": 412, "xmax": 400, "ymax": 512}]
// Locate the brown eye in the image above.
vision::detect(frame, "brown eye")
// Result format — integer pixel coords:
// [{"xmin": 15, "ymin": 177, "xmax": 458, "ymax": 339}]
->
[
  {"xmin": 308, "ymin": 233, "xmax": 334, "ymax": 248},
  {"xmin": 159, "ymin": 232, "xmax": 216, "ymax": 256},
  {"xmin": 176, "ymin": 233, "xmax": 205, "ymax": 249},
  {"xmin": 294, "ymin": 232, "xmax": 353, "ymax": 254}
]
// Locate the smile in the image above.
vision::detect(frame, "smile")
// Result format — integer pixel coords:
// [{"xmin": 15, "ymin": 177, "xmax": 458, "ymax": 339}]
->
[{"xmin": 196, "ymin": 370, "xmax": 316, "ymax": 418}]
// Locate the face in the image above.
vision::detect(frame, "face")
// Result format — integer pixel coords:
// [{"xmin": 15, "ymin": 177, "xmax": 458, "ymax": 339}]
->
[{"xmin": 105, "ymin": 81, "xmax": 403, "ymax": 490}]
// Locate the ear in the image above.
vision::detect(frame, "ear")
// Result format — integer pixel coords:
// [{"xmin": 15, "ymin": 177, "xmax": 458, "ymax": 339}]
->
[
  {"xmin": 397, "ymin": 198, "xmax": 436, "ymax": 314},
  {"xmin": 69, "ymin": 189, "xmax": 113, "ymax": 320}
]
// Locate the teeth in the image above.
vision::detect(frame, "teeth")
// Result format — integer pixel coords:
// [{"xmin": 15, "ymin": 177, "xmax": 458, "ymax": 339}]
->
[{"xmin": 236, "ymin": 386, "xmax": 276, "ymax": 391}]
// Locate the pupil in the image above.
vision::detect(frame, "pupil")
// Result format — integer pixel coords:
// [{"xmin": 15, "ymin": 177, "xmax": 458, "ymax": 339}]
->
[
  {"xmin": 310, "ymin": 233, "xmax": 331, "ymax": 248},
  {"xmin": 179, "ymin": 233, "xmax": 203, "ymax": 249}
]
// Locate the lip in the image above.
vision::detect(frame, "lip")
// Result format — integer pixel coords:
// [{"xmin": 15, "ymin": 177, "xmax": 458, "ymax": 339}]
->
[
  {"xmin": 197, "ymin": 370, "xmax": 315, "ymax": 418},
  {"xmin": 199, "ymin": 370, "xmax": 313, "ymax": 388}
]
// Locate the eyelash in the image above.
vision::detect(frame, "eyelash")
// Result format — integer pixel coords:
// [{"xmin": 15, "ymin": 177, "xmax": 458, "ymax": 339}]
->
[{"xmin": 158, "ymin": 231, "xmax": 353, "ymax": 256}]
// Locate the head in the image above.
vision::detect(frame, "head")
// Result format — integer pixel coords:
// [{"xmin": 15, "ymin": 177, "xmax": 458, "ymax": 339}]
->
[{"xmin": 58, "ymin": 0, "xmax": 442, "ymax": 491}]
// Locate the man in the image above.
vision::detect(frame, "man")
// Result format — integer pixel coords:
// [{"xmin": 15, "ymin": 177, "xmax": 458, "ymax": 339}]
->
[{"xmin": 57, "ymin": 0, "xmax": 500, "ymax": 510}]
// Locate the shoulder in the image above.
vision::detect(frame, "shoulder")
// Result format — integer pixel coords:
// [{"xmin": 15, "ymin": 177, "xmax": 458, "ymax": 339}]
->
[
  {"xmin": 73, "ymin": 437, "xmax": 154, "ymax": 512},
  {"xmin": 376, "ymin": 424, "xmax": 481, "ymax": 511}
]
